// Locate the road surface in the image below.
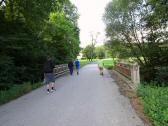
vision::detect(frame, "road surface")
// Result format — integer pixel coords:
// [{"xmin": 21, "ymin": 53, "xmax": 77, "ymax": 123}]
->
[{"xmin": 0, "ymin": 64, "xmax": 145, "ymax": 126}]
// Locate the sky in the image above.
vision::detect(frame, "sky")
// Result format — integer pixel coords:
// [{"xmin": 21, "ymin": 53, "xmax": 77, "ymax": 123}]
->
[{"xmin": 70, "ymin": 0, "xmax": 111, "ymax": 47}]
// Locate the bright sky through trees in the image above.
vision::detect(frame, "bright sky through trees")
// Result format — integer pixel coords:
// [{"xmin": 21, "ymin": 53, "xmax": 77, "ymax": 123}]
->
[{"xmin": 70, "ymin": 0, "xmax": 111, "ymax": 47}]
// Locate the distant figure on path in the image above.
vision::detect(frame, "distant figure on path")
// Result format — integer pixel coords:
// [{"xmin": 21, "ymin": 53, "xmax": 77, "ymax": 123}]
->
[
  {"xmin": 98, "ymin": 61, "xmax": 104, "ymax": 76},
  {"xmin": 75, "ymin": 59, "xmax": 80, "ymax": 75},
  {"xmin": 68, "ymin": 60, "xmax": 74, "ymax": 75},
  {"xmin": 43, "ymin": 56, "xmax": 56, "ymax": 93}
]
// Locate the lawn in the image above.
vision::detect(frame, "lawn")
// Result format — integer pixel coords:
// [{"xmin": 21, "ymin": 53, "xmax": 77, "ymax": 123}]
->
[
  {"xmin": 98, "ymin": 58, "xmax": 117, "ymax": 69},
  {"xmin": 80, "ymin": 59, "xmax": 98, "ymax": 68}
]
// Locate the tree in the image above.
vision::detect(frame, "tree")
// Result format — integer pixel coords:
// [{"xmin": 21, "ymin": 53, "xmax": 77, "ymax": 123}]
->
[
  {"xmin": 42, "ymin": 12, "xmax": 80, "ymax": 63},
  {"xmin": 82, "ymin": 45, "xmax": 96, "ymax": 61},
  {"xmin": 86, "ymin": 32, "xmax": 100, "ymax": 61},
  {"xmin": 103, "ymin": 0, "xmax": 168, "ymax": 81},
  {"xmin": 95, "ymin": 46, "xmax": 106, "ymax": 59},
  {"xmin": 0, "ymin": 0, "xmax": 80, "ymax": 86},
  {"xmin": 105, "ymin": 39, "xmax": 132, "ymax": 59}
]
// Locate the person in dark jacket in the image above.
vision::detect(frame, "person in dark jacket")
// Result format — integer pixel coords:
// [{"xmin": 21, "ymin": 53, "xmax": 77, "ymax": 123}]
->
[
  {"xmin": 43, "ymin": 56, "xmax": 55, "ymax": 93},
  {"xmin": 68, "ymin": 61, "xmax": 74, "ymax": 75}
]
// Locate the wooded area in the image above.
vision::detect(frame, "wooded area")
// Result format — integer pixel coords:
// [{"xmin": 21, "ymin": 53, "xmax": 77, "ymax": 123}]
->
[{"xmin": 0, "ymin": 0, "xmax": 80, "ymax": 88}]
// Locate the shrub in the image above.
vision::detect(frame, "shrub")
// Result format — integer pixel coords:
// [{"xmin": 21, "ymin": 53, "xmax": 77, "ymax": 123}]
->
[
  {"xmin": 155, "ymin": 67, "xmax": 168, "ymax": 85},
  {"xmin": 0, "ymin": 56, "xmax": 15, "ymax": 84},
  {"xmin": 138, "ymin": 84, "xmax": 168, "ymax": 126},
  {"xmin": 140, "ymin": 66, "xmax": 156, "ymax": 82}
]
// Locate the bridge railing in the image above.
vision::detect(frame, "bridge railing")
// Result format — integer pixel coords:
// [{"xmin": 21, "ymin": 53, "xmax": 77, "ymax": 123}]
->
[
  {"xmin": 53, "ymin": 64, "xmax": 69, "ymax": 78},
  {"xmin": 114, "ymin": 62, "xmax": 140, "ymax": 88}
]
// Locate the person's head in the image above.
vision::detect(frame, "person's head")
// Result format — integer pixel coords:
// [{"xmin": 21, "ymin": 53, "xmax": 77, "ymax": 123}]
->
[
  {"xmin": 47, "ymin": 55, "xmax": 51, "ymax": 61},
  {"xmin": 68, "ymin": 58, "xmax": 73, "ymax": 63}
]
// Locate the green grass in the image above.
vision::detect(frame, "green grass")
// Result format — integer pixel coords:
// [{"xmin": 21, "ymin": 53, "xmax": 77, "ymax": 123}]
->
[
  {"xmin": 80, "ymin": 59, "xmax": 98, "ymax": 68},
  {"xmin": 80, "ymin": 60, "xmax": 91, "ymax": 68},
  {"xmin": 0, "ymin": 82, "xmax": 41, "ymax": 105},
  {"xmin": 138, "ymin": 84, "xmax": 168, "ymax": 126},
  {"xmin": 98, "ymin": 58, "xmax": 117, "ymax": 69}
]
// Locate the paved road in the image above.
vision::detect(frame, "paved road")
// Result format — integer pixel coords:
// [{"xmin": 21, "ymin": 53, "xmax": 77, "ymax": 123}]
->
[{"xmin": 0, "ymin": 64, "xmax": 146, "ymax": 126}]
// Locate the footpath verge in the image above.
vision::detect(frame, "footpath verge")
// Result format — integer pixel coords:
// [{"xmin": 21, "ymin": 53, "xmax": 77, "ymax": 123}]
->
[{"xmin": 109, "ymin": 70, "xmax": 153, "ymax": 126}]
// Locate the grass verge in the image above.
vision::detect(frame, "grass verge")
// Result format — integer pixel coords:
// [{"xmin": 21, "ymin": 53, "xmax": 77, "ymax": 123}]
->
[
  {"xmin": 110, "ymin": 70, "xmax": 153, "ymax": 126},
  {"xmin": 0, "ymin": 82, "xmax": 41, "ymax": 105},
  {"xmin": 80, "ymin": 60, "xmax": 94, "ymax": 68},
  {"xmin": 138, "ymin": 84, "xmax": 168, "ymax": 126}
]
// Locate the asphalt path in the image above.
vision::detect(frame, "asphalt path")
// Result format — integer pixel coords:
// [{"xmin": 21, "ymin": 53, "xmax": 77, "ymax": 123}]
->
[{"xmin": 0, "ymin": 64, "xmax": 146, "ymax": 126}]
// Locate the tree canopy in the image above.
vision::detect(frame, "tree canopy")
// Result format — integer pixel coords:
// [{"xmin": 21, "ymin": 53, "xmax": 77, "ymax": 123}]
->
[
  {"xmin": 0, "ymin": 0, "xmax": 80, "ymax": 85},
  {"xmin": 103, "ymin": 0, "xmax": 168, "ymax": 81}
]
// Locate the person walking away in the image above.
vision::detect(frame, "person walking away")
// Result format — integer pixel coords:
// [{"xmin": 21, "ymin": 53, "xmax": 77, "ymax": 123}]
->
[
  {"xmin": 98, "ymin": 61, "xmax": 104, "ymax": 75},
  {"xmin": 75, "ymin": 59, "xmax": 80, "ymax": 75},
  {"xmin": 43, "ymin": 56, "xmax": 56, "ymax": 93},
  {"xmin": 68, "ymin": 60, "xmax": 74, "ymax": 75}
]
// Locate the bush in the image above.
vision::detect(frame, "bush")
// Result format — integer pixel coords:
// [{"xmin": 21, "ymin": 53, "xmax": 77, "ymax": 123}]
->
[
  {"xmin": 0, "ymin": 56, "xmax": 15, "ymax": 90},
  {"xmin": 0, "ymin": 55, "xmax": 44, "ymax": 88},
  {"xmin": 0, "ymin": 56, "xmax": 15, "ymax": 84},
  {"xmin": 140, "ymin": 66, "xmax": 156, "ymax": 82},
  {"xmin": 138, "ymin": 84, "xmax": 168, "ymax": 126},
  {"xmin": 155, "ymin": 67, "xmax": 168, "ymax": 85}
]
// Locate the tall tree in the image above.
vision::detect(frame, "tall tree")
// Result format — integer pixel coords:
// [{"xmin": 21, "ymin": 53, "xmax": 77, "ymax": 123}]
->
[
  {"xmin": 0, "ymin": 0, "xmax": 80, "ymax": 85},
  {"xmin": 82, "ymin": 45, "xmax": 96, "ymax": 61},
  {"xmin": 103, "ymin": 0, "xmax": 168, "ymax": 81},
  {"xmin": 95, "ymin": 46, "xmax": 106, "ymax": 59},
  {"xmin": 42, "ymin": 11, "xmax": 80, "ymax": 63}
]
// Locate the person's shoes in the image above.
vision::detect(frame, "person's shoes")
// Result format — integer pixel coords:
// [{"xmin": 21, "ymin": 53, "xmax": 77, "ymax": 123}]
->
[
  {"xmin": 51, "ymin": 87, "xmax": 56, "ymax": 91},
  {"xmin": 47, "ymin": 89, "xmax": 50, "ymax": 94},
  {"xmin": 51, "ymin": 89, "xmax": 56, "ymax": 92}
]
